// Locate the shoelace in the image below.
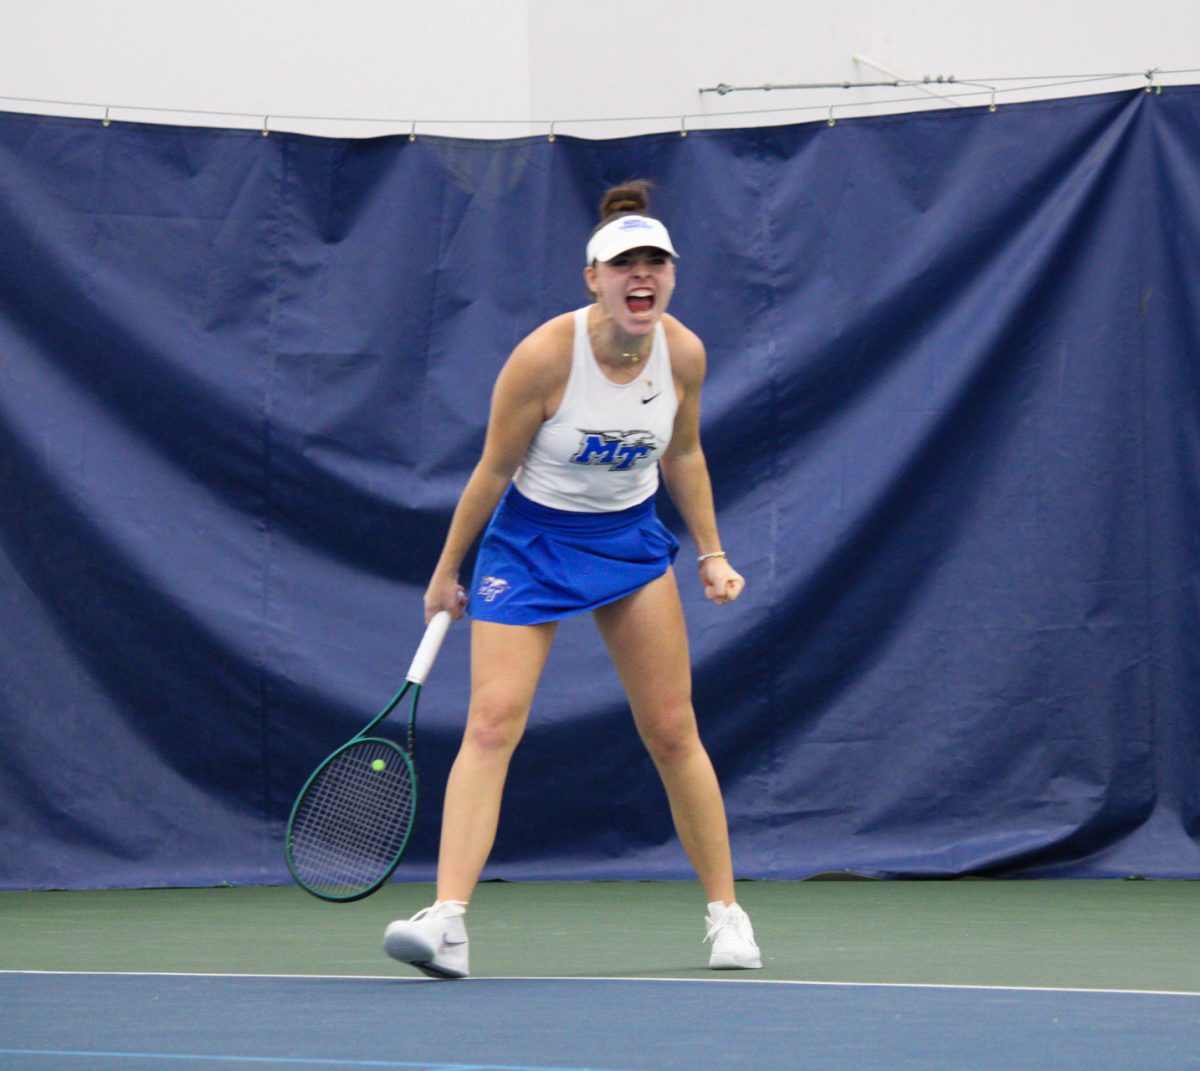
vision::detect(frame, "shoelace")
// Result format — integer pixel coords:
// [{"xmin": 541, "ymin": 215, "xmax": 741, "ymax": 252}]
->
[
  {"xmin": 704, "ymin": 905, "xmax": 749, "ymax": 944},
  {"xmin": 409, "ymin": 899, "xmax": 468, "ymax": 923}
]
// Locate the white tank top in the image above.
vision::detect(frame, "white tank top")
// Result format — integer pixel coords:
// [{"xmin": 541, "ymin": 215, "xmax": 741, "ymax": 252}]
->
[{"xmin": 514, "ymin": 307, "xmax": 679, "ymax": 512}]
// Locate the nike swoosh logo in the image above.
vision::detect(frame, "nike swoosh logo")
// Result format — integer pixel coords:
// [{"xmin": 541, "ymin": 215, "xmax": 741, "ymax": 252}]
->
[
  {"xmin": 641, "ymin": 393, "xmax": 662, "ymax": 404},
  {"xmin": 442, "ymin": 932, "xmax": 467, "ymax": 946}
]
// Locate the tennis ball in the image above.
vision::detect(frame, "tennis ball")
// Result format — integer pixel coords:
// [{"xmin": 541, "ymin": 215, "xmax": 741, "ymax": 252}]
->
[{"xmin": 371, "ymin": 758, "xmax": 386, "ymax": 772}]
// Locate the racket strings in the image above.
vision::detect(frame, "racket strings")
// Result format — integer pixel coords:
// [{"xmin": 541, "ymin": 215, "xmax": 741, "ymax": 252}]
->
[{"xmin": 288, "ymin": 739, "xmax": 415, "ymax": 899}]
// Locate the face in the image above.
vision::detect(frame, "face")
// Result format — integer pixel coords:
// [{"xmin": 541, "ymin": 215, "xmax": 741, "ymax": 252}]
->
[{"xmin": 585, "ymin": 247, "xmax": 676, "ymax": 336}]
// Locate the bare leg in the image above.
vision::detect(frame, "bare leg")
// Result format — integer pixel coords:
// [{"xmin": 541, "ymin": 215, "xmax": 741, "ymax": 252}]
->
[
  {"xmin": 593, "ymin": 569, "xmax": 736, "ymax": 905},
  {"xmin": 435, "ymin": 619, "xmax": 557, "ymax": 904}
]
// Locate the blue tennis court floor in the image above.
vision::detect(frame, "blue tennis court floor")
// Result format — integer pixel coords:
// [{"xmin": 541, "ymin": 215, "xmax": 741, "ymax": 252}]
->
[{"xmin": 2, "ymin": 971, "xmax": 1197, "ymax": 1071}]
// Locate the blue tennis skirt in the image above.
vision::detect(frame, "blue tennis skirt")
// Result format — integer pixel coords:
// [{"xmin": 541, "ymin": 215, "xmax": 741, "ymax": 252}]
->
[{"xmin": 468, "ymin": 486, "xmax": 680, "ymax": 625}]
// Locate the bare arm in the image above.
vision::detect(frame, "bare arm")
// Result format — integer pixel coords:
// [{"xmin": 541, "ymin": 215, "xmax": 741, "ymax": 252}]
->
[
  {"xmin": 424, "ymin": 319, "xmax": 570, "ymax": 621},
  {"xmin": 658, "ymin": 322, "xmax": 745, "ymax": 605}
]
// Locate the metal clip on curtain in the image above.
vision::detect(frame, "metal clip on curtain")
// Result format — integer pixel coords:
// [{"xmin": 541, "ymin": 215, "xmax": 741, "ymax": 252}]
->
[{"xmin": 950, "ymin": 79, "xmax": 999, "ymax": 113}]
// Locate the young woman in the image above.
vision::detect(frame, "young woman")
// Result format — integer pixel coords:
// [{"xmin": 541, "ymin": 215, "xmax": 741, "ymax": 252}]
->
[{"xmin": 384, "ymin": 182, "xmax": 760, "ymax": 977}]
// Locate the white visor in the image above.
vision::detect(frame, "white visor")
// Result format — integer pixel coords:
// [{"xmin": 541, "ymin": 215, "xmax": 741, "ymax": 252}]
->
[{"xmin": 586, "ymin": 215, "xmax": 679, "ymax": 264}]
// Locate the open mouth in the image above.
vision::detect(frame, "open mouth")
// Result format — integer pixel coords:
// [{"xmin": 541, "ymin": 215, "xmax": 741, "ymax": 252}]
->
[{"xmin": 626, "ymin": 288, "xmax": 654, "ymax": 314}]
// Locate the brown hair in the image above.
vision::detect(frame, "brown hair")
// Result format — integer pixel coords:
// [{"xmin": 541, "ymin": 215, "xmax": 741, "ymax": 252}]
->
[{"xmin": 592, "ymin": 180, "xmax": 655, "ymax": 234}]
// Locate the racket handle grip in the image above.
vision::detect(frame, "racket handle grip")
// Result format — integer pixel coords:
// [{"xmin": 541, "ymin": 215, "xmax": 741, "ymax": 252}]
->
[{"xmin": 406, "ymin": 610, "xmax": 452, "ymax": 684}]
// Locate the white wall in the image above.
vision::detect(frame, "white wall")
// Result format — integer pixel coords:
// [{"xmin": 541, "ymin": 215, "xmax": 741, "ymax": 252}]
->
[{"xmin": 3, "ymin": 0, "xmax": 1197, "ymax": 139}]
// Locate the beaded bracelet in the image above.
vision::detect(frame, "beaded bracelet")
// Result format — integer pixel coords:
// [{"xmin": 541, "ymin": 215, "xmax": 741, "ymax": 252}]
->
[{"xmin": 697, "ymin": 551, "xmax": 728, "ymax": 563}]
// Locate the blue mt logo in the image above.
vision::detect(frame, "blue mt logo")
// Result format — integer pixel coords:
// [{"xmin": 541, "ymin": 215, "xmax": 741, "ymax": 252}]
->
[{"xmin": 570, "ymin": 429, "xmax": 658, "ymax": 471}]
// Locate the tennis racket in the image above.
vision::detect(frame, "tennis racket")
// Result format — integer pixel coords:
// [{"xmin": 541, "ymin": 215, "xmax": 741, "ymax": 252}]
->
[{"xmin": 285, "ymin": 610, "xmax": 452, "ymax": 902}]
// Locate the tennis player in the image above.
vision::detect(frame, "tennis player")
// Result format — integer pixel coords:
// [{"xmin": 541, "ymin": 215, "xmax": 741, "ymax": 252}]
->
[{"xmin": 384, "ymin": 181, "xmax": 761, "ymax": 977}]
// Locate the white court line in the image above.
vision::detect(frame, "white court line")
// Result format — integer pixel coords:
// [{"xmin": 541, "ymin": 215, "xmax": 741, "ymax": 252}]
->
[
  {"xmin": 0, "ymin": 1050, "xmax": 620, "ymax": 1071},
  {"xmin": 2, "ymin": 968, "xmax": 1197, "ymax": 998}
]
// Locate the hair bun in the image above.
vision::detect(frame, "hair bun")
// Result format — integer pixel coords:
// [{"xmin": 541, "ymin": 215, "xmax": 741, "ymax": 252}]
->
[{"xmin": 599, "ymin": 180, "xmax": 652, "ymax": 222}]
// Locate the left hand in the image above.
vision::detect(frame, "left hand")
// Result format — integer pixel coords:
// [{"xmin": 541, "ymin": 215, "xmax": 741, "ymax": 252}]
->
[{"xmin": 700, "ymin": 556, "xmax": 745, "ymax": 604}]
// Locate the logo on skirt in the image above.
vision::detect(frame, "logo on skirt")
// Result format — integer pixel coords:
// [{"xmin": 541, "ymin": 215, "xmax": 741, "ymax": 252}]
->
[{"xmin": 476, "ymin": 576, "xmax": 511, "ymax": 602}]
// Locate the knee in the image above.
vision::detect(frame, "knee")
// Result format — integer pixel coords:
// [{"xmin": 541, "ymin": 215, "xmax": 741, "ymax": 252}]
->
[
  {"xmin": 638, "ymin": 702, "xmax": 702, "ymax": 769},
  {"xmin": 462, "ymin": 692, "xmax": 529, "ymax": 755}
]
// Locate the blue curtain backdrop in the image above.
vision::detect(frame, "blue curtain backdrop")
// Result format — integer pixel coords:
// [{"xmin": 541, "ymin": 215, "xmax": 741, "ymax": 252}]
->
[{"xmin": 1, "ymin": 88, "xmax": 1198, "ymax": 889}]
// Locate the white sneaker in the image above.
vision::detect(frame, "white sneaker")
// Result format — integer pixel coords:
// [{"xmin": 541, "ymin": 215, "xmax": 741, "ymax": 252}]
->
[
  {"xmin": 705, "ymin": 901, "xmax": 762, "ymax": 969},
  {"xmin": 383, "ymin": 900, "xmax": 469, "ymax": 979}
]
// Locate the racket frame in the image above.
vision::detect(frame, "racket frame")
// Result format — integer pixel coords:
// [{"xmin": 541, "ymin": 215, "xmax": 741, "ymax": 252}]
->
[{"xmin": 284, "ymin": 612, "xmax": 451, "ymax": 902}]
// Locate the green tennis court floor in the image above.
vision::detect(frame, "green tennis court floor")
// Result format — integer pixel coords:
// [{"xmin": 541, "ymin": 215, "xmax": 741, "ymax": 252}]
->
[{"xmin": 2, "ymin": 879, "xmax": 1196, "ymax": 992}]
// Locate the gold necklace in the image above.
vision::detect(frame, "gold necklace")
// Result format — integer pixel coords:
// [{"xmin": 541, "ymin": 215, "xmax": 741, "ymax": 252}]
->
[
  {"xmin": 616, "ymin": 339, "xmax": 650, "ymax": 366},
  {"xmin": 589, "ymin": 316, "xmax": 648, "ymax": 369}
]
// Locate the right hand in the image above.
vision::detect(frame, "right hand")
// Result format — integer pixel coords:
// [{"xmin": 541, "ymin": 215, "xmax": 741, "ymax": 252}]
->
[{"xmin": 424, "ymin": 571, "xmax": 467, "ymax": 623}]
